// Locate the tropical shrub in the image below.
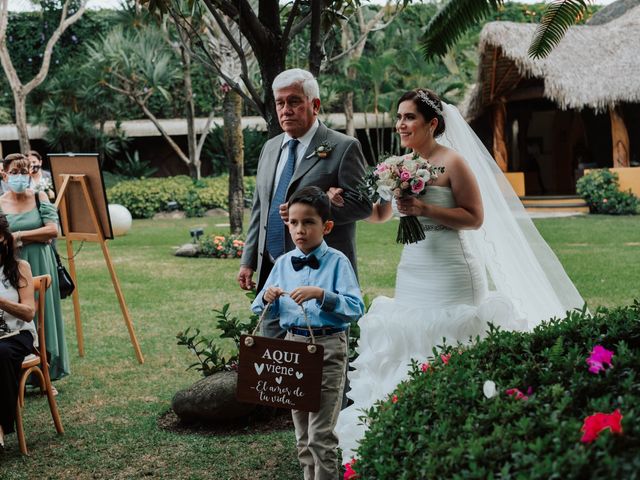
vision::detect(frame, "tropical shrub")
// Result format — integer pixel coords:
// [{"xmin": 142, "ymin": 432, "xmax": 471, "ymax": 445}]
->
[
  {"xmin": 577, "ymin": 169, "xmax": 639, "ymax": 215},
  {"xmin": 106, "ymin": 175, "xmax": 256, "ymax": 218},
  {"xmin": 114, "ymin": 150, "xmax": 158, "ymax": 178},
  {"xmin": 352, "ymin": 302, "xmax": 640, "ymax": 479},
  {"xmin": 176, "ymin": 302, "xmax": 258, "ymax": 377}
]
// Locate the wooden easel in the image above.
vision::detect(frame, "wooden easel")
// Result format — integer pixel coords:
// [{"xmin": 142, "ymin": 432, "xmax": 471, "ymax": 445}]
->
[{"xmin": 54, "ymin": 174, "xmax": 144, "ymax": 364}]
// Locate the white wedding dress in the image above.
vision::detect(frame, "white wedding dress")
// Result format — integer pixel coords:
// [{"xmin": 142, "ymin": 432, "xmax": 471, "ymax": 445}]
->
[
  {"xmin": 335, "ymin": 102, "xmax": 585, "ymax": 464},
  {"xmin": 336, "ymin": 187, "xmax": 527, "ymax": 463}
]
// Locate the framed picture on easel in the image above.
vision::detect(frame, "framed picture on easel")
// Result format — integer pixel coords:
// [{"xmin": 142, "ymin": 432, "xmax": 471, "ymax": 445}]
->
[
  {"xmin": 47, "ymin": 152, "xmax": 143, "ymax": 364},
  {"xmin": 48, "ymin": 153, "xmax": 114, "ymax": 240}
]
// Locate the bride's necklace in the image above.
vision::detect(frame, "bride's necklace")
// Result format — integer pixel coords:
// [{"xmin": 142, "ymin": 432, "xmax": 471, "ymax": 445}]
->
[{"xmin": 415, "ymin": 142, "xmax": 439, "ymax": 162}]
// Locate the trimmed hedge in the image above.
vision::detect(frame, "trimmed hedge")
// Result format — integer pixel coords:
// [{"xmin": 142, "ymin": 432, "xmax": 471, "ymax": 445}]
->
[
  {"xmin": 106, "ymin": 175, "xmax": 256, "ymax": 219},
  {"xmin": 353, "ymin": 302, "xmax": 640, "ymax": 479}
]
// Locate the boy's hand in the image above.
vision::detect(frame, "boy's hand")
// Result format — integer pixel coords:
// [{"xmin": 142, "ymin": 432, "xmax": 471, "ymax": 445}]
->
[
  {"xmin": 289, "ymin": 286, "xmax": 324, "ymax": 305},
  {"xmin": 263, "ymin": 286, "xmax": 285, "ymax": 304}
]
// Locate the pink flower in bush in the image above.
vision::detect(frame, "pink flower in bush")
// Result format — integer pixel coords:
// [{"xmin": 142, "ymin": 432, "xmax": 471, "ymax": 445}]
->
[
  {"xmin": 505, "ymin": 388, "xmax": 529, "ymax": 401},
  {"xmin": 586, "ymin": 345, "xmax": 614, "ymax": 374},
  {"xmin": 420, "ymin": 362, "xmax": 431, "ymax": 372},
  {"xmin": 440, "ymin": 353, "xmax": 451, "ymax": 365},
  {"xmin": 580, "ymin": 409, "xmax": 623, "ymax": 443},
  {"xmin": 344, "ymin": 458, "xmax": 359, "ymax": 479}
]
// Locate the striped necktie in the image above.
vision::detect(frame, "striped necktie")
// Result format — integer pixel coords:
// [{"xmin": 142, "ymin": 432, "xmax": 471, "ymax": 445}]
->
[{"xmin": 265, "ymin": 139, "xmax": 299, "ymax": 259}]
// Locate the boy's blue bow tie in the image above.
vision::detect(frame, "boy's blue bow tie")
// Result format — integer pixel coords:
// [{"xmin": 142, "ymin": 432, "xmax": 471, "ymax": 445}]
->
[{"xmin": 291, "ymin": 254, "xmax": 320, "ymax": 271}]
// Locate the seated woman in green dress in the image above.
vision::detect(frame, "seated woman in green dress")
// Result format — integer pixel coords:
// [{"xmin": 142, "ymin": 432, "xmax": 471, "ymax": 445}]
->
[{"xmin": 0, "ymin": 153, "xmax": 69, "ymax": 383}]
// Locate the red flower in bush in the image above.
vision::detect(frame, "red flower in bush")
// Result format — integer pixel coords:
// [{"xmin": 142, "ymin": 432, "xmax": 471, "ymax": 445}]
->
[
  {"xmin": 580, "ymin": 409, "xmax": 623, "ymax": 443},
  {"xmin": 344, "ymin": 458, "xmax": 359, "ymax": 479},
  {"xmin": 586, "ymin": 345, "xmax": 614, "ymax": 374},
  {"xmin": 505, "ymin": 388, "xmax": 529, "ymax": 401},
  {"xmin": 391, "ymin": 394, "xmax": 398, "ymax": 404}
]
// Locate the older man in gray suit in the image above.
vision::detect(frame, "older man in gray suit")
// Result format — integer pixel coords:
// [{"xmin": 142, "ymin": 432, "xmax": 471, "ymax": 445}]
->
[{"xmin": 238, "ymin": 68, "xmax": 371, "ymax": 338}]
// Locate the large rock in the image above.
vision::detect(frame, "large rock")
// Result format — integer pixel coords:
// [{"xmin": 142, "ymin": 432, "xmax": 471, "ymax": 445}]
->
[
  {"xmin": 174, "ymin": 243, "xmax": 200, "ymax": 257},
  {"xmin": 153, "ymin": 211, "xmax": 186, "ymax": 220},
  {"xmin": 172, "ymin": 371, "xmax": 255, "ymax": 423}
]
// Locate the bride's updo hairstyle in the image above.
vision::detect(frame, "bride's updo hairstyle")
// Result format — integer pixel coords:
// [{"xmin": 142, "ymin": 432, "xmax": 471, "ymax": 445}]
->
[{"xmin": 398, "ymin": 88, "xmax": 445, "ymax": 137}]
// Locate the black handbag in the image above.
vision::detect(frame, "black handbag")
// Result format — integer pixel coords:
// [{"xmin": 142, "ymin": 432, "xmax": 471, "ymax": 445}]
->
[{"xmin": 52, "ymin": 246, "xmax": 75, "ymax": 299}]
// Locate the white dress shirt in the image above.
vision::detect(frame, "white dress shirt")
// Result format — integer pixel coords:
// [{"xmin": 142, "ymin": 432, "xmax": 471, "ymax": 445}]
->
[{"xmin": 272, "ymin": 119, "xmax": 320, "ymax": 198}]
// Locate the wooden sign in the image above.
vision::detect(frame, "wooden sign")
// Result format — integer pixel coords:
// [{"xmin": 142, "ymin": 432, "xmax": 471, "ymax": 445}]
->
[{"xmin": 236, "ymin": 335, "xmax": 324, "ymax": 412}]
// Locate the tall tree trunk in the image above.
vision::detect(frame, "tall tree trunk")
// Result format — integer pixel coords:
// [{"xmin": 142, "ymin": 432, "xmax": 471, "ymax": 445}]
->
[
  {"xmin": 223, "ymin": 89, "xmax": 244, "ymax": 235},
  {"xmin": 343, "ymin": 64, "xmax": 358, "ymax": 138},
  {"xmin": 343, "ymin": 90, "xmax": 355, "ymax": 138},
  {"xmin": 308, "ymin": 0, "xmax": 323, "ymax": 76},
  {"xmin": 14, "ymin": 90, "xmax": 29, "ymax": 152},
  {"xmin": 259, "ymin": 51, "xmax": 286, "ymax": 138},
  {"xmin": 182, "ymin": 46, "xmax": 200, "ymax": 179}
]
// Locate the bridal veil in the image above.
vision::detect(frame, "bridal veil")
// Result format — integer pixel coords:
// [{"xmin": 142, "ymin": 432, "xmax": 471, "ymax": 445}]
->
[{"xmin": 438, "ymin": 103, "xmax": 585, "ymax": 328}]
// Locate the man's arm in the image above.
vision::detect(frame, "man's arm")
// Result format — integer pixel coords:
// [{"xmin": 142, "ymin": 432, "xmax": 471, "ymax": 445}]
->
[
  {"xmin": 317, "ymin": 256, "xmax": 365, "ymax": 323},
  {"xmin": 238, "ymin": 189, "xmax": 260, "ymax": 289},
  {"xmin": 332, "ymin": 140, "xmax": 372, "ymax": 226}
]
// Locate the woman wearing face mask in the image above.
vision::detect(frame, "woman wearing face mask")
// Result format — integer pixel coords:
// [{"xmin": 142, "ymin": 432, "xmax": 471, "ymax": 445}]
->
[
  {"xmin": 0, "ymin": 153, "xmax": 69, "ymax": 383},
  {"xmin": 0, "ymin": 213, "xmax": 36, "ymax": 450},
  {"xmin": 27, "ymin": 150, "xmax": 55, "ymax": 200}
]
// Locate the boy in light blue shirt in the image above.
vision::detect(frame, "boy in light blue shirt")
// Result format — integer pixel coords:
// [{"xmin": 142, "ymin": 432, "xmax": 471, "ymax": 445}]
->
[{"xmin": 252, "ymin": 186, "xmax": 364, "ymax": 480}]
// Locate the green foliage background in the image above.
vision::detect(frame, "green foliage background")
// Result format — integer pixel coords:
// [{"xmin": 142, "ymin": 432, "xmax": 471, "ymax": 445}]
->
[
  {"xmin": 107, "ymin": 175, "xmax": 256, "ymax": 218},
  {"xmin": 0, "ymin": 2, "xmax": 599, "ymax": 174}
]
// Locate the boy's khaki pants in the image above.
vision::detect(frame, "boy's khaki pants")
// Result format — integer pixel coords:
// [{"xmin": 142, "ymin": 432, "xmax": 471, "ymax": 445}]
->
[{"xmin": 287, "ymin": 331, "xmax": 348, "ymax": 480}]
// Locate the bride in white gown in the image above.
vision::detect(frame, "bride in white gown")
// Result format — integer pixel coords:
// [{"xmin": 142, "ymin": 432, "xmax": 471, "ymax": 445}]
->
[{"xmin": 336, "ymin": 89, "xmax": 585, "ymax": 464}]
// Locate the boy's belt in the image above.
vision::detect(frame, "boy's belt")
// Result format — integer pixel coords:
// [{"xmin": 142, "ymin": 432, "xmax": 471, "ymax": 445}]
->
[{"xmin": 288, "ymin": 326, "xmax": 347, "ymax": 337}]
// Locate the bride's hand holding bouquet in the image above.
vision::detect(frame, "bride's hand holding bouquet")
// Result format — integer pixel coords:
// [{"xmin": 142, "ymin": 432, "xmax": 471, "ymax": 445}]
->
[{"xmin": 360, "ymin": 153, "xmax": 443, "ymax": 244}]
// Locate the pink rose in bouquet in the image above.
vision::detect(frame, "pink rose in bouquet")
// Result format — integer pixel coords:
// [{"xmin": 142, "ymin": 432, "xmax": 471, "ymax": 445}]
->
[{"xmin": 360, "ymin": 153, "xmax": 444, "ymax": 244}]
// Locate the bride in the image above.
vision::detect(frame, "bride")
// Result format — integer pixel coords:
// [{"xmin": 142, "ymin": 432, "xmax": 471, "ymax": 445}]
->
[{"xmin": 336, "ymin": 88, "xmax": 585, "ymax": 463}]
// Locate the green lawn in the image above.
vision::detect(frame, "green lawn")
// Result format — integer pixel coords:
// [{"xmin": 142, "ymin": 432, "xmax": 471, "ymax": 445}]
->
[{"xmin": 0, "ymin": 214, "xmax": 638, "ymax": 479}]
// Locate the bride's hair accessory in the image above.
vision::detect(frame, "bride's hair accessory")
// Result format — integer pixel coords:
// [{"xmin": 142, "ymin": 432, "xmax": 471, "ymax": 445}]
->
[{"xmin": 416, "ymin": 89, "xmax": 443, "ymax": 116}]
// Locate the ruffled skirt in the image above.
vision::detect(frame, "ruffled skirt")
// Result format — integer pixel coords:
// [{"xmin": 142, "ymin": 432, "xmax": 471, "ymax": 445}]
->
[{"xmin": 336, "ymin": 228, "xmax": 526, "ymax": 463}]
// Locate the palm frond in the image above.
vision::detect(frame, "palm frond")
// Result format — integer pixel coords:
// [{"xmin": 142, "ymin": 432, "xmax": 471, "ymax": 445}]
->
[
  {"xmin": 421, "ymin": 0, "xmax": 504, "ymax": 61},
  {"xmin": 528, "ymin": 0, "xmax": 591, "ymax": 58}
]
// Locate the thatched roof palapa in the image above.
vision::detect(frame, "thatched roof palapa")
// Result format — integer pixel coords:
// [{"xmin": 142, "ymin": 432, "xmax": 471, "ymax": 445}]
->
[{"xmin": 462, "ymin": 5, "xmax": 640, "ymax": 120}]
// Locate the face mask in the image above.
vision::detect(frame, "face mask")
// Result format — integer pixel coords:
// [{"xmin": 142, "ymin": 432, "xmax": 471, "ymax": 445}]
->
[{"xmin": 7, "ymin": 174, "xmax": 30, "ymax": 193}]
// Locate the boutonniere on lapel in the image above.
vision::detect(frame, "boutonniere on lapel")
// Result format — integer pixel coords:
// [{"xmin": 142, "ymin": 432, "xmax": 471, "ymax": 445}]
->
[{"xmin": 306, "ymin": 141, "xmax": 336, "ymax": 159}]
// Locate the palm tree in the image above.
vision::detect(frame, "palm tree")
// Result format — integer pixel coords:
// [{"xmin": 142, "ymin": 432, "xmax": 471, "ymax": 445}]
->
[{"xmin": 421, "ymin": 0, "xmax": 594, "ymax": 61}]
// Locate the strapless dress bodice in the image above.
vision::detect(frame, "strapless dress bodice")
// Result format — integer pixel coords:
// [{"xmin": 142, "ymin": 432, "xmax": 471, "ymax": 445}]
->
[{"xmin": 393, "ymin": 185, "xmax": 455, "ymax": 228}]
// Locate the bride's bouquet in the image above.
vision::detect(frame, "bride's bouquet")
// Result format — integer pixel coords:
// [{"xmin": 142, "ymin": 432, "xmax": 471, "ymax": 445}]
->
[{"xmin": 360, "ymin": 153, "xmax": 444, "ymax": 244}]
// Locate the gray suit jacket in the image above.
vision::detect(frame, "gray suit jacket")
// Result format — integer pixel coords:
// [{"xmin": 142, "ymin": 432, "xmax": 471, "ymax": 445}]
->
[{"xmin": 241, "ymin": 122, "xmax": 372, "ymax": 279}]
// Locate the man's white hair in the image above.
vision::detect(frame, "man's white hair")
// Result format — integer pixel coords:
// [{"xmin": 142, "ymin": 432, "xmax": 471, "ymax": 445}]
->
[{"xmin": 272, "ymin": 68, "xmax": 320, "ymax": 100}]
